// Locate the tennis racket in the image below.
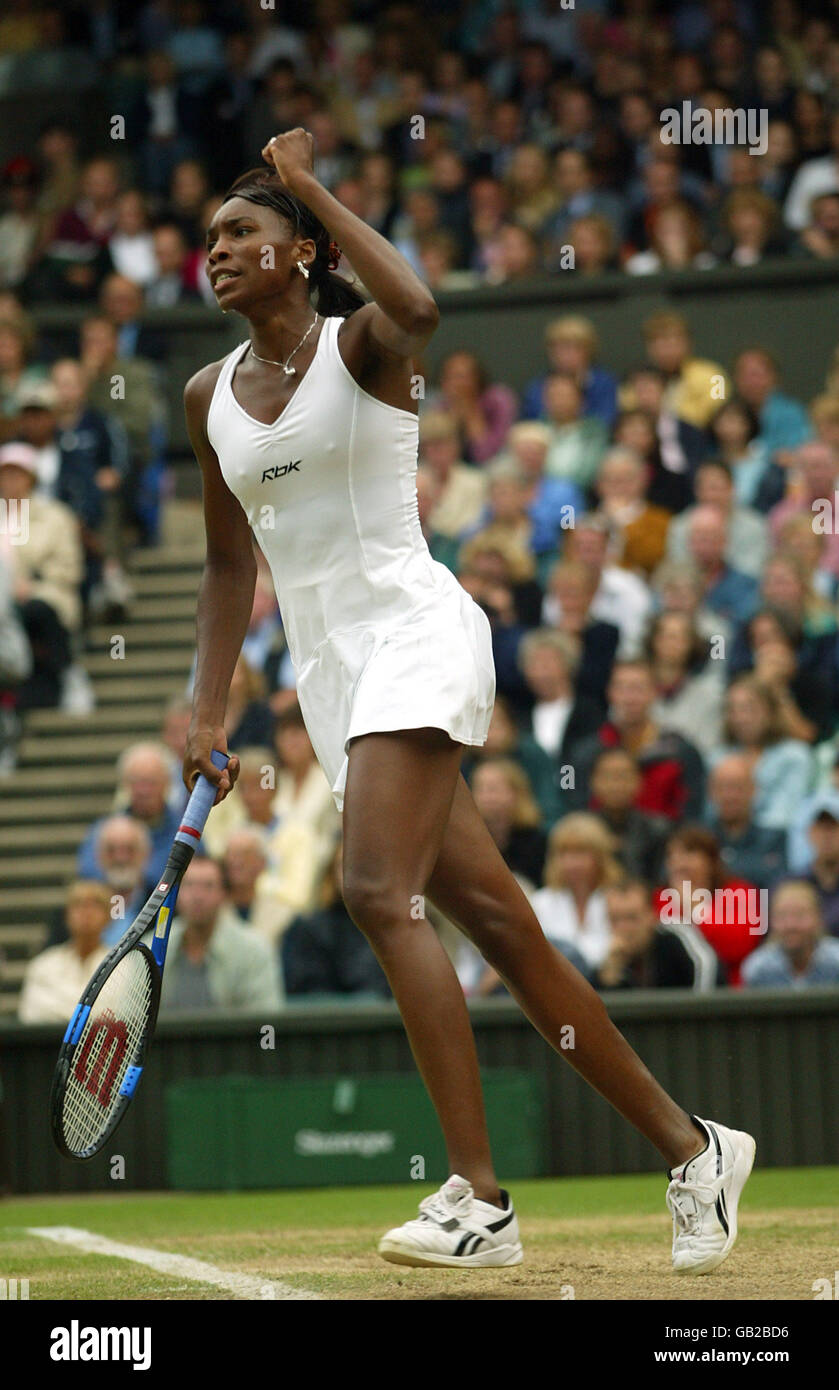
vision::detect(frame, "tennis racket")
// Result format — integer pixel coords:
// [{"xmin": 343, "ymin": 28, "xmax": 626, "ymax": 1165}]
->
[{"xmin": 50, "ymin": 749, "xmax": 229, "ymax": 1161}]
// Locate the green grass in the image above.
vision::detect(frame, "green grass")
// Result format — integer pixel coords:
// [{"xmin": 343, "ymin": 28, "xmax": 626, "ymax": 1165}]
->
[{"xmin": 1, "ymin": 1168, "xmax": 836, "ymax": 1301}]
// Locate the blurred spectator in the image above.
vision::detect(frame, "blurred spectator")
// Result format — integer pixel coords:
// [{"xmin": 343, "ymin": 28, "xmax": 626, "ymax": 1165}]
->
[
  {"xmin": 77, "ymin": 741, "xmax": 183, "ymax": 885},
  {"xmin": 625, "ymin": 200, "xmax": 717, "ymax": 275},
  {"xmin": 718, "ymin": 188, "xmax": 786, "ymax": 266},
  {"xmin": 157, "ymin": 856, "xmax": 283, "ymax": 1013},
  {"xmin": 620, "ymin": 365, "xmax": 710, "ymax": 510},
  {"xmin": 486, "ymin": 220, "xmax": 542, "ymax": 284},
  {"xmin": 0, "ymin": 441, "xmax": 82, "ymax": 710},
  {"xmin": 686, "ymin": 505, "xmax": 760, "ymax": 626},
  {"xmin": 432, "ymin": 350, "xmax": 518, "ymax": 465},
  {"xmin": 732, "ymin": 347, "xmax": 812, "ymax": 468},
  {"xmin": 563, "ymin": 214, "xmax": 620, "ymax": 275},
  {"xmin": 272, "ymin": 701, "xmax": 342, "ymax": 856},
  {"xmin": 223, "ymin": 653, "xmax": 275, "ymax": 753},
  {"xmin": 33, "ymin": 120, "xmax": 80, "ymax": 225},
  {"xmin": 25, "ymin": 156, "xmax": 119, "ymax": 302},
  {"xmin": 0, "ymin": 314, "xmax": 47, "ymax": 426},
  {"xmin": 596, "ymin": 877, "xmax": 705, "ymax": 990},
  {"xmin": 588, "ymin": 747, "xmax": 670, "ymax": 886},
  {"xmin": 796, "ymin": 190, "xmax": 839, "ymax": 258},
  {"xmin": 221, "ymin": 823, "xmax": 312, "ymax": 945},
  {"xmin": 595, "ymin": 446, "xmax": 671, "ymax": 577},
  {"xmin": 18, "ymin": 880, "xmax": 110, "ymax": 1023},
  {"xmin": 505, "ymin": 421, "xmax": 582, "ymax": 564},
  {"xmin": 132, "ymin": 49, "xmax": 201, "ymax": 195},
  {"xmin": 644, "ymin": 610, "xmax": 725, "ymax": 759},
  {"xmin": 161, "ymin": 158, "xmax": 211, "ymax": 250},
  {"xmin": 50, "ymin": 356, "xmax": 133, "ymax": 620},
  {"xmin": 99, "ymin": 274, "xmax": 166, "ymax": 362},
  {"xmin": 0, "ymin": 157, "xmax": 42, "ymax": 290},
  {"xmin": 458, "ymin": 526, "xmax": 542, "ymax": 630},
  {"xmin": 768, "ymin": 441, "xmax": 839, "ymax": 579},
  {"xmin": 568, "ymin": 658, "xmax": 706, "ymax": 823},
  {"xmin": 46, "ymin": 814, "xmax": 154, "ymax": 949},
  {"xmin": 705, "ymin": 754, "xmax": 789, "ymax": 889},
  {"xmin": 517, "ymin": 627, "xmax": 604, "ymax": 781},
  {"xmin": 520, "ymin": 315, "xmax": 618, "ymax": 429},
  {"xmin": 160, "ymin": 694, "xmax": 192, "ymax": 813},
  {"xmin": 642, "ymin": 313, "xmax": 729, "ymax": 431},
  {"xmin": 742, "ymin": 880, "xmax": 839, "ymax": 987},
  {"xmin": 543, "ymin": 373, "xmax": 609, "ymax": 488},
  {"xmin": 463, "ymin": 458, "xmax": 539, "ymax": 558},
  {"xmin": 731, "ymin": 606, "xmax": 835, "ymax": 744},
  {"xmin": 415, "ymin": 465, "xmax": 460, "ymax": 572},
  {"xmin": 203, "ymin": 748, "xmax": 327, "ymax": 927},
  {"xmin": 668, "ymin": 458, "xmax": 769, "ymax": 579},
  {"xmin": 557, "ymin": 515, "xmax": 651, "ymax": 659},
  {"xmin": 783, "ymin": 108, "xmax": 839, "ymax": 230},
  {"xmin": 462, "ymin": 692, "xmax": 561, "ymax": 827},
  {"xmin": 504, "ymin": 143, "xmax": 560, "ymax": 236},
  {"xmin": 107, "ymin": 192, "xmax": 157, "ymax": 287},
  {"xmin": 797, "ymin": 797, "xmax": 839, "ymax": 937},
  {"xmin": 654, "ymin": 826, "xmax": 755, "ymax": 987},
  {"xmin": 528, "ymin": 812, "xmax": 622, "ymax": 970},
  {"xmin": 78, "ymin": 314, "xmax": 165, "ymax": 544},
  {"xmin": 709, "ymin": 398, "xmax": 773, "ymax": 511},
  {"xmin": 788, "ymin": 784, "xmax": 839, "ymax": 876},
  {"xmin": 146, "ymin": 223, "xmax": 201, "ymax": 307},
  {"xmin": 652, "ymin": 558, "xmax": 732, "ymax": 649},
  {"xmin": 714, "ymin": 675, "xmax": 815, "ymax": 830},
  {"xmin": 760, "ymin": 546, "xmax": 839, "ymax": 638},
  {"xmin": 282, "ymin": 838, "xmax": 390, "ymax": 1000},
  {"xmin": 418, "ymin": 409, "xmax": 487, "ymax": 540},
  {"xmin": 469, "ymin": 756, "xmax": 547, "ymax": 889},
  {"xmin": 543, "ymin": 148, "xmax": 624, "ymax": 250}
]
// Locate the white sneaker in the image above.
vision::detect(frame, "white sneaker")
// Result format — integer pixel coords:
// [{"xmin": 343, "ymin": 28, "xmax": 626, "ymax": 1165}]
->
[
  {"xmin": 378, "ymin": 1174, "xmax": 523, "ymax": 1268},
  {"xmin": 667, "ymin": 1115, "xmax": 756, "ymax": 1275}
]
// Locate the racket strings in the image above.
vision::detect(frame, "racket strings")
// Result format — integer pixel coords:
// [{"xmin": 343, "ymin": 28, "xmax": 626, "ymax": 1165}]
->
[{"xmin": 60, "ymin": 951, "xmax": 154, "ymax": 1155}]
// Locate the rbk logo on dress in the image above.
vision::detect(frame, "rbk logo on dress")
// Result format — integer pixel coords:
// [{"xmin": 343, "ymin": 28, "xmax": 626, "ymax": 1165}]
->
[{"xmin": 262, "ymin": 459, "xmax": 302, "ymax": 483}]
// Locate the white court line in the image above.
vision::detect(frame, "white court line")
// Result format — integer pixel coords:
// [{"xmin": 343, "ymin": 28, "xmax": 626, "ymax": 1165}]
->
[{"xmin": 27, "ymin": 1225, "xmax": 321, "ymax": 1301}]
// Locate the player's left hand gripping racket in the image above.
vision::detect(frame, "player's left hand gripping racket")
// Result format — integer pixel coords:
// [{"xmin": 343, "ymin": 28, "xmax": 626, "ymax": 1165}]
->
[{"xmin": 50, "ymin": 750, "xmax": 229, "ymax": 1160}]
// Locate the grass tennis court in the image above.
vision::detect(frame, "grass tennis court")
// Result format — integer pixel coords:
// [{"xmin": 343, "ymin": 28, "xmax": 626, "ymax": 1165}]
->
[{"xmin": 1, "ymin": 1167, "xmax": 835, "ymax": 1301}]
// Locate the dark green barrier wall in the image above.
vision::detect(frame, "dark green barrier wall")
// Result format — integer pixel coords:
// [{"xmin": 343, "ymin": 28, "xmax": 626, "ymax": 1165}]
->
[
  {"xmin": 1, "ymin": 989, "xmax": 837, "ymax": 1195},
  {"xmin": 164, "ymin": 1070, "xmax": 545, "ymax": 1189}
]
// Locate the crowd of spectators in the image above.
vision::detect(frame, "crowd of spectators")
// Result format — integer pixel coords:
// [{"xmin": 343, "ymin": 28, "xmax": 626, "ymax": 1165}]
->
[
  {"xmin": 8, "ymin": 2, "xmax": 839, "ymax": 297},
  {"xmin": 18, "ymin": 304, "xmax": 839, "ymax": 1017},
  {"xmin": 8, "ymin": 1, "xmax": 839, "ymax": 1018}
]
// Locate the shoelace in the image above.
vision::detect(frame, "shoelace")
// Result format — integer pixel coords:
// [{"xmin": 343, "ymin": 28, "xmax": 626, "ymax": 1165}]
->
[
  {"xmin": 665, "ymin": 1170, "xmax": 732, "ymax": 1235},
  {"xmin": 417, "ymin": 1190, "xmax": 467, "ymax": 1225}
]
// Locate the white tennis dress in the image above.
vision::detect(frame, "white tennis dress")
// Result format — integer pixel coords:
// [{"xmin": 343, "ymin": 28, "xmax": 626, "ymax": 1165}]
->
[{"xmin": 206, "ymin": 313, "xmax": 496, "ymax": 812}]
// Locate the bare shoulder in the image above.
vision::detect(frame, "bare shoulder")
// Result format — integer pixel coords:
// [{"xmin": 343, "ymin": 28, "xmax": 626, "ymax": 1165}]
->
[{"xmin": 183, "ymin": 356, "xmax": 232, "ymax": 418}]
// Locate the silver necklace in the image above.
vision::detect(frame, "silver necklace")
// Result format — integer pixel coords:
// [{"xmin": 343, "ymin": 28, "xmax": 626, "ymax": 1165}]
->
[{"xmin": 249, "ymin": 312, "xmax": 320, "ymax": 376}]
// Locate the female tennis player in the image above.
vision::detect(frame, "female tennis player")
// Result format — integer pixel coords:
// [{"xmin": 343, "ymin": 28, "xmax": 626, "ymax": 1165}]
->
[{"xmin": 183, "ymin": 128, "xmax": 754, "ymax": 1274}]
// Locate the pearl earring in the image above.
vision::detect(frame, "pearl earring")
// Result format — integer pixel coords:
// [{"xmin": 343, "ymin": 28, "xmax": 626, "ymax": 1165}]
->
[{"xmin": 297, "ymin": 260, "xmax": 310, "ymax": 279}]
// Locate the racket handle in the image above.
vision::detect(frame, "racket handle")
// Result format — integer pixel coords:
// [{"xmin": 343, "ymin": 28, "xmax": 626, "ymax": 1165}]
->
[{"xmin": 174, "ymin": 749, "xmax": 229, "ymax": 848}]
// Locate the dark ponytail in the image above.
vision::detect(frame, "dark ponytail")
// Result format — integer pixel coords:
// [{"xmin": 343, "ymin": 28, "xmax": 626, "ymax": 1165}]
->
[{"xmin": 221, "ymin": 168, "xmax": 367, "ymax": 318}]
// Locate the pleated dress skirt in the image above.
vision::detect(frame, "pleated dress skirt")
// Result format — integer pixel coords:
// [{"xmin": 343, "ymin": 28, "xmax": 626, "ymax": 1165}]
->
[{"xmin": 293, "ymin": 582, "xmax": 497, "ymax": 813}]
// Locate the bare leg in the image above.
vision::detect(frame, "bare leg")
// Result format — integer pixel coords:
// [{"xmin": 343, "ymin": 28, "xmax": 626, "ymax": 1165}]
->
[
  {"xmin": 427, "ymin": 775, "xmax": 705, "ymax": 1170},
  {"xmin": 341, "ymin": 729, "xmax": 503, "ymax": 1205}
]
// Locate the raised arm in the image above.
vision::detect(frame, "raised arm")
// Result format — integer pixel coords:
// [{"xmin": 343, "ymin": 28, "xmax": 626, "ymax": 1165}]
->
[
  {"xmin": 262, "ymin": 129, "xmax": 439, "ymax": 364},
  {"xmin": 182, "ymin": 364, "xmax": 257, "ymax": 802}
]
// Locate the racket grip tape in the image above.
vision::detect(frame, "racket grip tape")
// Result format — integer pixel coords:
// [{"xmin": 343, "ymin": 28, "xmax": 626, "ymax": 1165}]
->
[{"xmin": 175, "ymin": 749, "xmax": 229, "ymax": 847}]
